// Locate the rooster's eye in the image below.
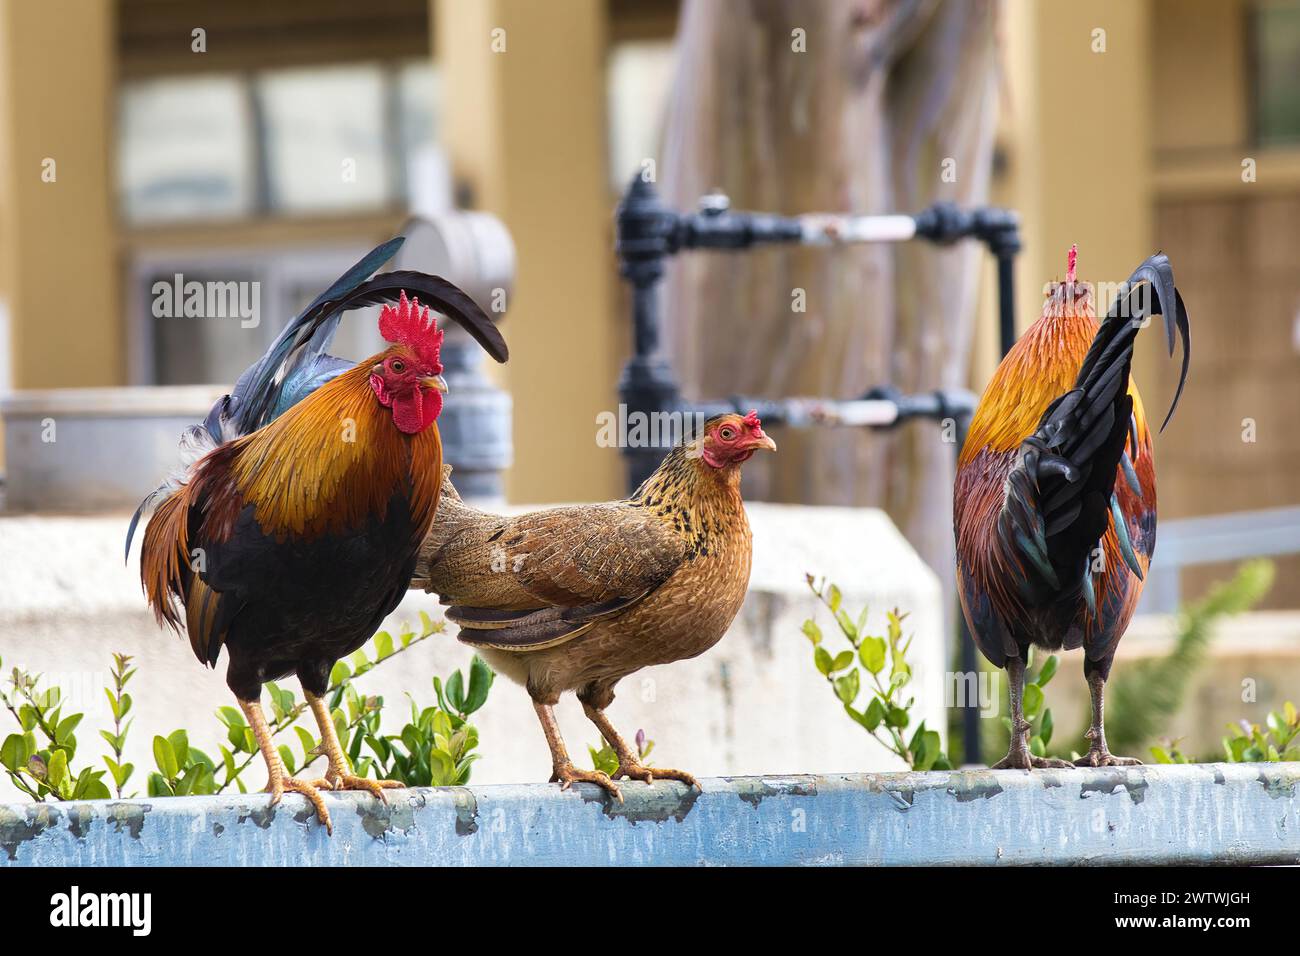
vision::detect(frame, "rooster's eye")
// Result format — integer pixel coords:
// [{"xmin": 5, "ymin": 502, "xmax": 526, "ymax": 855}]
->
[
  {"xmin": 720, "ymin": 427, "xmax": 735, "ymax": 440},
  {"xmin": 390, "ymin": 360, "xmax": 405, "ymax": 373}
]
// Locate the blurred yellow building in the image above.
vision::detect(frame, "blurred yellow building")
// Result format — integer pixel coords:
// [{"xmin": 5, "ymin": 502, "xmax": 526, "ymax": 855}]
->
[{"xmin": 1, "ymin": 0, "xmax": 1297, "ymax": 608}]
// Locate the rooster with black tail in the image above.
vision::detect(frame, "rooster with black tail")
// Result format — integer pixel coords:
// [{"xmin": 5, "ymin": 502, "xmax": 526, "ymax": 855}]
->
[
  {"xmin": 128, "ymin": 238, "xmax": 508, "ymax": 830},
  {"xmin": 955, "ymin": 246, "xmax": 1189, "ymax": 769}
]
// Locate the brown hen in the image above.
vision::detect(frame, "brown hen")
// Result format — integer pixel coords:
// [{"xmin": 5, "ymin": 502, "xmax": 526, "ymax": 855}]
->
[{"xmin": 413, "ymin": 411, "xmax": 775, "ymax": 799}]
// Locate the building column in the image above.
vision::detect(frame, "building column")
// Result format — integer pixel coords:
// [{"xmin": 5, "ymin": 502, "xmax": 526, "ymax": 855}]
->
[
  {"xmin": 0, "ymin": 0, "xmax": 119, "ymax": 390},
  {"xmin": 435, "ymin": 0, "xmax": 619, "ymax": 503}
]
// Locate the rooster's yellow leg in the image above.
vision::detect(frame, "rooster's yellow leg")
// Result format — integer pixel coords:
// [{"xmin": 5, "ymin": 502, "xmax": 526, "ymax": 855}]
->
[
  {"xmin": 238, "ymin": 697, "xmax": 333, "ymax": 834},
  {"xmin": 303, "ymin": 690, "xmax": 405, "ymax": 801},
  {"xmin": 532, "ymin": 700, "xmax": 623, "ymax": 802},
  {"xmin": 580, "ymin": 701, "xmax": 700, "ymax": 790}
]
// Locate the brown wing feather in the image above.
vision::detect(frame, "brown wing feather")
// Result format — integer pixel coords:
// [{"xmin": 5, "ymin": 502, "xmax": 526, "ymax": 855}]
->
[{"xmin": 416, "ymin": 483, "xmax": 688, "ymax": 651}]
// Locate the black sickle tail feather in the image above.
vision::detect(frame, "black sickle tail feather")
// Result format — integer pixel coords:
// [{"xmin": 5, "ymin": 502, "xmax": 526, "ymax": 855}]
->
[
  {"xmin": 224, "ymin": 237, "xmax": 408, "ymax": 441},
  {"xmin": 125, "ymin": 239, "xmax": 406, "ymax": 562},
  {"xmin": 341, "ymin": 271, "xmax": 509, "ymax": 365},
  {"xmin": 997, "ymin": 253, "xmax": 1190, "ymax": 609}
]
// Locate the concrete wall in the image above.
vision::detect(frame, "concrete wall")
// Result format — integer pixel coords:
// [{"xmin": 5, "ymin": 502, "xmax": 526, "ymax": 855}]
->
[
  {"xmin": 4, "ymin": 764, "xmax": 1296, "ymax": 866},
  {"xmin": 0, "ymin": 502, "xmax": 945, "ymax": 799}
]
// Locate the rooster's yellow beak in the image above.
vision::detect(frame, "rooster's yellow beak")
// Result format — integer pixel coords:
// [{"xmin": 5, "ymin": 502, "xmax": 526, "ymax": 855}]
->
[{"xmin": 422, "ymin": 374, "xmax": 449, "ymax": 393}]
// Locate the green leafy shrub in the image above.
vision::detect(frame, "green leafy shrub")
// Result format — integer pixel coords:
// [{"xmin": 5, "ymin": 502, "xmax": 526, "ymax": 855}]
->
[
  {"xmin": 0, "ymin": 665, "xmax": 109, "ymax": 801},
  {"xmin": 803, "ymin": 576, "xmax": 951, "ymax": 771},
  {"xmin": 1152, "ymin": 701, "xmax": 1299, "ymax": 764},
  {"xmin": 2, "ymin": 611, "xmax": 495, "ymax": 802}
]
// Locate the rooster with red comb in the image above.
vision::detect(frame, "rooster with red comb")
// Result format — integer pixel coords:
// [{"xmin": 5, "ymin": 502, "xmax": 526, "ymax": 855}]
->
[
  {"xmin": 415, "ymin": 411, "xmax": 776, "ymax": 798},
  {"xmin": 131, "ymin": 238, "xmax": 507, "ymax": 831},
  {"xmin": 955, "ymin": 246, "xmax": 1189, "ymax": 769}
]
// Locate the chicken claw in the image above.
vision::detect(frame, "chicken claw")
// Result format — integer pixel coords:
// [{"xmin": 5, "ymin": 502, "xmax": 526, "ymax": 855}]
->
[
  {"xmin": 551, "ymin": 762, "xmax": 623, "ymax": 802},
  {"xmin": 268, "ymin": 775, "xmax": 334, "ymax": 834},
  {"xmin": 615, "ymin": 762, "xmax": 701, "ymax": 790},
  {"xmin": 1074, "ymin": 749, "xmax": 1142, "ymax": 768},
  {"xmin": 991, "ymin": 747, "xmax": 1072, "ymax": 770},
  {"xmin": 312, "ymin": 773, "xmax": 406, "ymax": 802}
]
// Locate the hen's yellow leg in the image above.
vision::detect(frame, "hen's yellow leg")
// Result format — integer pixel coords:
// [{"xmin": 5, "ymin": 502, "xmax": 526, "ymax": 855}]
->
[
  {"xmin": 533, "ymin": 700, "xmax": 623, "ymax": 801},
  {"xmin": 581, "ymin": 701, "xmax": 700, "ymax": 790}
]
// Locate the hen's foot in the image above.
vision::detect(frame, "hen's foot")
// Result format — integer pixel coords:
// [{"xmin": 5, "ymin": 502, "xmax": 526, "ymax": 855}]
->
[
  {"xmin": 1075, "ymin": 749, "xmax": 1142, "ymax": 768},
  {"xmin": 267, "ymin": 775, "xmax": 333, "ymax": 834},
  {"xmin": 550, "ymin": 762, "xmax": 623, "ymax": 802},
  {"xmin": 992, "ymin": 748, "xmax": 1072, "ymax": 770},
  {"xmin": 615, "ymin": 761, "xmax": 701, "ymax": 790},
  {"xmin": 314, "ymin": 772, "xmax": 406, "ymax": 802}
]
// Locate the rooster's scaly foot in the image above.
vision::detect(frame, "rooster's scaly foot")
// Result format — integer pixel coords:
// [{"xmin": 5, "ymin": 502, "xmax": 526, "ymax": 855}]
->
[
  {"xmin": 323, "ymin": 772, "xmax": 406, "ymax": 802},
  {"xmin": 992, "ymin": 748, "xmax": 1072, "ymax": 770},
  {"xmin": 1075, "ymin": 749, "xmax": 1142, "ymax": 768},
  {"xmin": 267, "ymin": 775, "xmax": 333, "ymax": 834}
]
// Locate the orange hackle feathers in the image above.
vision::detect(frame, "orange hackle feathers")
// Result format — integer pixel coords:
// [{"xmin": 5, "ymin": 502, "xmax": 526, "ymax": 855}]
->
[
  {"xmin": 140, "ymin": 357, "xmax": 444, "ymax": 649},
  {"xmin": 379, "ymin": 291, "xmax": 444, "ymax": 373},
  {"xmin": 960, "ymin": 247, "xmax": 1151, "ymax": 462},
  {"xmin": 228, "ymin": 361, "xmax": 442, "ymax": 539}
]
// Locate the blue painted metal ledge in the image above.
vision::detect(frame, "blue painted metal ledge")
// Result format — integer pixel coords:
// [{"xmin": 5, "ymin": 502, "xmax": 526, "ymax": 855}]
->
[{"xmin": 2, "ymin": 763, "xmax": 1296, "ymax": 866}]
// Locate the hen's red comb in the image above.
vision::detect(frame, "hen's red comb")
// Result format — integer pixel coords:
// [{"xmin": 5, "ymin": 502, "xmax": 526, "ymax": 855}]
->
[
  {"xmin": 379, "ymin": 291, "xmax": 444, "ymax": 372},
  {"xmin": 744, "ymin": 409, "xmax": 762, "ymax": 429}
]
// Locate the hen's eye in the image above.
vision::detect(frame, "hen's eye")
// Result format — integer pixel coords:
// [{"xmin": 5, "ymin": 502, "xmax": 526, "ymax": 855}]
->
[
  {"xmin": 720, "ymin": 427, "xmax": 735, "ymax": 440},
  {"xmin": 391, "ymin": 360, "xmax": 405, "ymax": 373}
]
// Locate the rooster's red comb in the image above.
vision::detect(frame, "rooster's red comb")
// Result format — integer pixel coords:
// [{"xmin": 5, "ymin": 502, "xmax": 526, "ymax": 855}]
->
[
  {"xmin": 379, "ymin": 291, "xmax": 444, "ymax": 371},
  {"xmin": 744, "ymin": 410, "xmax": 762, "ymax": 429}
]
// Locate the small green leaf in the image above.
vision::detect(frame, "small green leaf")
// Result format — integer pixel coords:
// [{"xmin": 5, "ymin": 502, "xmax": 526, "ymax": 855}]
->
[
  {"xmin": 828, "ymin": 584, "xmax": 842, "ymax": 612},
  {"xmin": 374, "ymin": 631, "xmax": 395, "ymax": 660},
  {"xmin": 295, "ymin": 727, "xmax": 317, "ymax": 759},
  {"xmin": 153, "ymin": 736, "xmax": 178, "ymax": 779},
  {"xmin": 801, "ymin": 619, "xmax": 823, "ymax": 646},
  {"xmin": 829, "ymin": 650, "xmax": 854, "ymax": 673},
  {"xmin": 1036, "ymin": 655, "xmax": 1059, "ymax": 687},
  {"xmin": 1039, "ymin": 708, "xmax": 1054, "ymax": 747},
  {"xmin": 913, "ymin": 730, "xmax": 942, "ymax": 771},
  {"xmin": 463, "ymin": 656, "xmax": 494, "ymax": 714},
  {"xmin": 814, "ymin": 647, "xmax": 833, "ymax": 676},
  {"xmin": 833, "ymin": 670, "xmax": 860, "ymax": 706},
  {"xmin": 859, "ymin": 637, "xmax": 886, "ymax": 675},
  {"xmin": 167, "ymin": 729, "xmax": 190, "ymax": 767},
  {"xmin": 1, "ymin": 733, "xmax": 29, "ymax": 772},
  {"xmin": 864, "ymin": 698, "xmax": 886, "ymax": 731},
  {"xmin": 46, "ymin": 749, "xmax": 69, "ymax": 792},
  {"xmin": 1022, "ymin": 683, "xmax": 1044, "ymax": 720},
  {"xmin": 835, "ymin": 609, "xmax": 857, "ymax": 641}
]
